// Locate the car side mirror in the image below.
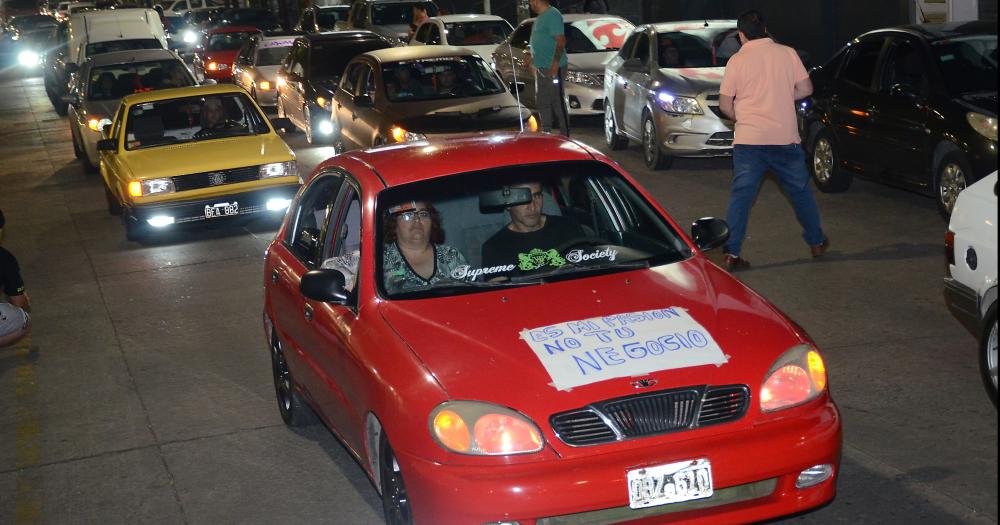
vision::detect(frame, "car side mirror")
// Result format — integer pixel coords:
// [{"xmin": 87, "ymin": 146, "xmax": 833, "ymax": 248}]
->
[
  {"xmin": 300, "ymin": 269, "xmax": 349, "ymax": 304},
  {"xmin": 508, "ymin": 81, "xmax": 525, "ymax": 94},
  {"xmin": 96, "ymin": 138, "xmax": 117, "ymax": 152},
  {"xmin": 691, "ymin": 217, "xmax": 729, "ymax": 252},
  {"xmin": 354, "ymin": 94, "xmax": 374, "ymax": 107},
  {"xmin": 623, "ymin": 57, "xmax": 644, "ymax": 72},
  {"xmin": 101, "ymin": 123, "xmax": 112, "ymax": 137},
  {"xmin": 889, "ymin": 83, "xmax": 920, "ymax": 101},
  {"xmin": 270, "ymin": 117, "xmax": 293, "ymax": 132}
]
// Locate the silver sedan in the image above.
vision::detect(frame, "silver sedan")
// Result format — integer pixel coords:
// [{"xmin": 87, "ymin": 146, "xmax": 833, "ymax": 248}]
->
[
  {"xmin": 604, "ymin": 21, "xmax": 739, "ymax": 170},
  {"xmin": 233, "ymin": 34, "xmax": 295, "ymax": 108}
]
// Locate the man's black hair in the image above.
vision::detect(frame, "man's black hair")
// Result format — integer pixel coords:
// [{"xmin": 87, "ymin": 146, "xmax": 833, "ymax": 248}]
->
[{"xmin": 737, "ymin": 10, "xmax": 768, "ymax": 40}]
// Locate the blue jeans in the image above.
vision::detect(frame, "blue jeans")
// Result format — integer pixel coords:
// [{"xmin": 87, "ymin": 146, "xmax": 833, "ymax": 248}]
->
[{"xmin": 724, "ymin": 144, "xmax": 825, "ymax": 256}]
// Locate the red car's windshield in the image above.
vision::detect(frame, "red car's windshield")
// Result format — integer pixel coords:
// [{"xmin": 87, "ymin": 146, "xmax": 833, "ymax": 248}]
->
[{"xmin": 370, "ymin": 161, "xmax": 692, "ymax": 298}]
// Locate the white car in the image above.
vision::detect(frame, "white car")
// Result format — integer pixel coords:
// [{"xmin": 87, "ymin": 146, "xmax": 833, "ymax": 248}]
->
[
  {"xmin": 410, "ymin": 14, "xmax": 512, "ymax": 63},
  {"xmin": 945, "ymin": 171, "xmax": 998, "ymax": 406},
  {"xmin": 492, "ymin": 13, "xmax": 633, "ymax": 116},
  {"xmin": 233, "ymin": 34, "xmax": 295, "ymax": 108}
]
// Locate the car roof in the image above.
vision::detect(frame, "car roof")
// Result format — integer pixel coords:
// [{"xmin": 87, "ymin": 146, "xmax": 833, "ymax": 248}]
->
[
  {"xmin": 206, "ymin": 25, "xmax": 262, "ymax": 34},
  {"xmin": 432, "ymin": 14, "xmax": 506, "ymax": 23},
  {"xmin": 259, "ymin": 34, "xmax": 298, "ymax": 44},
  {"xmin": 86, "ymin": 48, "xmax": 181, "ymax": 67},
  {"xmin": 303, "ymin": 29, "xmax": 386, "ymax": 42},
  {"xmin": 649, "ymin": 20, "xmax": 737, "ymax": 32},
  {"xmin": 316, "ymin": 4, "xmax": 349, "ymax": 9},
  {"xmin": 364, "ymin": 45, "xmax": 479, "ymax": 62},
  {"xmin": 340, "ymin": 133, "xmax": 596, "ymax": 187},
  {"xmin": 521, "ymin": 13, "xmax": 629, "ymax": 24},
  {"xmin": 120, "ymin": 83, "xmax": 246, "ymax": 105},
  {"xmin": 864, "ymin": 21, "xmax": 996, "ymax": 41}
]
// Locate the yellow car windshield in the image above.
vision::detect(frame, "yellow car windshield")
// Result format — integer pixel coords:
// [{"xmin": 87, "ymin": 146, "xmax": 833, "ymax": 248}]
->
[{"xmin": 124, "ymin": 93, "xmax": 269, "ymax": 150}]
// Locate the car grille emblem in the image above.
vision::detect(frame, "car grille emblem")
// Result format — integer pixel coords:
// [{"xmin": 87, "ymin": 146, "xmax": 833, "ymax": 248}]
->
[
  {"xmin": 631, "ymin": 378, "xmax": 658, "ymax": 389},
  {"xmin": 207, "ymin": 172, "xmax": 226, "ymax": 186}
]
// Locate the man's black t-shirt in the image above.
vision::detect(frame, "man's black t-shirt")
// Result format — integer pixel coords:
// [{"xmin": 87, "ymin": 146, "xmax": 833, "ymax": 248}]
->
[
  {"xmin": 481, "ymin": 215, "xmax": 586, "ymax": 274},
  {"xmin": 0, "ymin": 247, "xmax": 25, "ymax": 297}
]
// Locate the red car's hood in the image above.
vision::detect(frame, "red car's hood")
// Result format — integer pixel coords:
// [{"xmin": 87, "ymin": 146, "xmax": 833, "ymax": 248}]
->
[{"xmin": 379, "ymin": 256, "xmax": 806, "ymax": 449}]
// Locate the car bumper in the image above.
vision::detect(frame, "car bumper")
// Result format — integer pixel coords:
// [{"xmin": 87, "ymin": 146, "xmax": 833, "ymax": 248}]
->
[
  {"xmin": 398, "ymin": 398, "xmax": 841, "ymax": 524},
  {"xmin": 944, "ymin": 276, "xmax": 980, "ymax": 335},
  {"xmin": 655, "ymin": 109, "xmax": 735, "ymax": 158},
  {"xmin": 204, "ymin": 68, "xmax": 233, "ymax": 82},
  {"xmin": 127, "ymin": 184, "xmax": 299, "ymax": 227},
  {"xmin": 965, "ymin": 135, "xmax": 998, "ymax": 181},
  {"xmin": 564, "ymin": 82, "xmax": 604, "ymax": 115},
  {"xmin": 255, "ymin": 87, "xmax": 278, "ymax": 107}
]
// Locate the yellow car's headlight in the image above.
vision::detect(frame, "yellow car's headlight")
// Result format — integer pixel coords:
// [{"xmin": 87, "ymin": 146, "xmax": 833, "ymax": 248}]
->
[
  {"xmin": 259, "ymin": 161, "xmax": 297, "ymax": 179},
  {"xmin": 129, "ymin": 178, "xmax": 176, "ymax": 197}
]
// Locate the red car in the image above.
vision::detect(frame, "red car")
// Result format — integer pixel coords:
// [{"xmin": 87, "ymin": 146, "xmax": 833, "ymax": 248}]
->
[
  {"xmin": 262, "ymin": 134, "xmax": 842, "ymax": 524},
  {"xmin": 197, "ymin": 25, "xmax": 261, "ymax": 82}
]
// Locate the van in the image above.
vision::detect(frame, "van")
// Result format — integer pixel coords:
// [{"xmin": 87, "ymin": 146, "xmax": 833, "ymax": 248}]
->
[{"xmin": 67, "ymin": 8, "xmax": 167, "ymax": 66}]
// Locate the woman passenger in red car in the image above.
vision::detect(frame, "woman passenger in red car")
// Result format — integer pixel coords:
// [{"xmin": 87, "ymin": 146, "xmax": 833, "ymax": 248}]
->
[{"xmin": 383, "ymin": 201, "xmax": 468, "ymax": 293}]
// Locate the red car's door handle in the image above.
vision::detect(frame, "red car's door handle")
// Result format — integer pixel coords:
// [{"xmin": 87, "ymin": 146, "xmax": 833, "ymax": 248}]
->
[
  {"xmin": 271, "ymin": 269, "xmax": 280, "ymax": 284},
  {"xmin": 304, "ymin": 303, "xmax": 314, "ymax": 322}
]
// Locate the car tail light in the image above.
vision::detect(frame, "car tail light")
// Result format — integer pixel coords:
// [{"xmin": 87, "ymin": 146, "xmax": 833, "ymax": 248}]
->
[
  {"xmin": 259, "ymin": 80, "xmax": 271, "ymax": 90},
  {"xmin": 208, "ymin": 61, "xmax": 218, "ymax": 71},
  {"xmin": 760, "ymin": 344, "xmax": 828, "ymax": 413},
  {"xmin": 945, "ymin": 230, "xmax": 956, "ymax": 266}
]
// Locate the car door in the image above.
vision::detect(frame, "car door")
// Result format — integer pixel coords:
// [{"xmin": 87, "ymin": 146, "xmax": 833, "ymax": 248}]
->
[
  {"xmin": 301, "ymin": 179, "xmax": 365, "ymax": 445},
  {"xmin": 267, "ymin": 173, "xmax": 344, "ymax": 415},
  {"xmin": 232, "ymin": 37, "xmax": 255, "ymax": 91},
  {"xmin": 350, "ymin": 62, "xmax": 381, "ymax": 147},
  {"xmin": 100, "ymin": 104, "xmax": 129, "ymax": 201},
  {"xmin": 868, "ymin": 35, "xmax": 934, "ymax": 187},
  {"xmin": 285, "ymin": 42, "xmax": 307, "ymax": 127},
  {"xmin": 829, "ymin": 35, "xmax": 888, "ymax": 174},
  {"xmin": 606, "ymin": 31, "xmax": 637, "ymax": 132},
  {"xmin": 334, "ymin": 61, "xmax": 363, "ymax": 149},
  {"xmin": 623, "ymin": 31, "xmax": 653, "ymax": 137}
]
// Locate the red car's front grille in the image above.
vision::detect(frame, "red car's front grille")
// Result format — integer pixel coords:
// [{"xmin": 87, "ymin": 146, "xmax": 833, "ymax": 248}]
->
[{"xmin": 550, "ymin": 385, "xmax": 750, "ymax": 447}]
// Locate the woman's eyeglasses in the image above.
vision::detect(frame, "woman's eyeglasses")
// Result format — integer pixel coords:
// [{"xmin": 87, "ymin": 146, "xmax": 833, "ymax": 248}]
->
[{"xmin": 395, "ymin": 209, "xmax": 431, "ymax": 222}]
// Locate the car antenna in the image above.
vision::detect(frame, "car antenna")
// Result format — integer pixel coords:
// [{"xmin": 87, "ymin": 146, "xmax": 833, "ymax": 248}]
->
[{"xmin": 506, "ymin": 34, "xmax": 525, "ymax": 133}]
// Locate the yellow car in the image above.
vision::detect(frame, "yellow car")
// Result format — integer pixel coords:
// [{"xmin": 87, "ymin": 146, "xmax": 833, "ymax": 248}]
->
[{"xmin": 98, "ymin": 84, "xmax": 300, "ymax": 241}]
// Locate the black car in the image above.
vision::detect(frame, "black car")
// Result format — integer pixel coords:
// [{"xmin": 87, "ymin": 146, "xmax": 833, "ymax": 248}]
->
[
  {"xmin": 799, "ymin": 22, "xmax": 997, "ymax": 217},
  {"xmin": 294, "ymin": 5, "xmax": 350, "ymax": 33},
  {"xmin": 214, "ymin": 8, "xmax": 282, "ymax": 32},
  {"xmin": 275, "ymin": 30, "xmax": 392, "ymax": 144}
]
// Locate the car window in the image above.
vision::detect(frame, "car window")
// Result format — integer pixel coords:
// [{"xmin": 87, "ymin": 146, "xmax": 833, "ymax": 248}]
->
[
  {"xmin": 565, "ymin": 18, "xmax": 632, "ymax": 54},
  {"xmin": 86, "ymin": 39, "xmax": 162, "ymax": 57},
  {"xmin": 319, "ymin": 182, "xmax": 363, "ymax": 296},
  {"xmin": 316, "ymin": 7, "xmax": 347, "ymax": 30},
  {"xmin": 207, "ymin": 31, "xmax": 256, "ymax": 51},
  {"xmin": 301, "ymin": 9, "xmax": 314, "ymax": 30},
  {"xmin": 881, "ymin": 38, "xmax": 929, "ymax": 93},
  {"xmin": 88, "ymin": 60, "xmax": 194, "ymax": 100},
  {"xmin": 930, "ymin": 34, "xmax": 997, "ymax": 95},
  {"xmin": 657, "ymin": 26, "xmax": 738, "ymax": 68},
  {"xmin": 840, "ymin": 36, "xmax": 885, "ymax": 90},
  {"xmin": 341, "ymin": 62, "xmax": 362, "ymax": 93},
  {"xmin": 618, "ymin": 31, "xmax": 638, "ymax": 59},
  {"xmin": 444, "ymin": 20, "xmax": 512, "ymax": 46},
  {"xmin": 427, "ymin": 24, "xmax": 441, "ymax": 45},
  {"xmin": 110, "ymin": 103, "xmax": 125, "ymax": 139},
  {"xmin": 290, "ymin": 44, "xmax": 305, "ymax": 76},
  {"xmin": 376, "ymin": 160, "xmax": 692, "ymax": 299},
  {"xmin": 256, "ymin": 43, "xmax": 293, "ymax": 66},
  {"xmin": 382, "ymin": 55, "xmax": 505, "ymax": 102},
  {"xmin": 633, "ymin": 32, "xmax": 650, "ymax": 65},
  {"xmin": 415, "ymin": 22, "xmax": 430, "ymax": 43},
  {"xmin": 510, "ymin": 22, "xmax": 531, "ymax": 49},
  {"xmin": 288, "ymin": 173, "xmax": 344, "ymax": 264},
  {"xmin": 123, "ymin": 92, "xmax": 269, "ymax": 150},
  {"xmin": 370, "ymin": 1, "xmax": 437, "ymax": 26}
]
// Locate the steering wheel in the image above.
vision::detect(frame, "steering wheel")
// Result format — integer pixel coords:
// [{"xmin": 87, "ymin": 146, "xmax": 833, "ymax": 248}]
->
[{"xmin": 193, "ymin": 120, "xmax": 242, "ymax": 138}]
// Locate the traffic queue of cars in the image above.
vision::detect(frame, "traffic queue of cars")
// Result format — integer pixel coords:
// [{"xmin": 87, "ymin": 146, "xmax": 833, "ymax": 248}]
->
[{"xmin": 8, "ymin": 0, "xmax": 995, "ymax": 520}]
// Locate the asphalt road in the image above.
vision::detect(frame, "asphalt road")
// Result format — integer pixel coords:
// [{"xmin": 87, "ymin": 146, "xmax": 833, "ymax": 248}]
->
[{"xmin": 0, "ymin": 62, "xmax": 996, "ymax": 524}]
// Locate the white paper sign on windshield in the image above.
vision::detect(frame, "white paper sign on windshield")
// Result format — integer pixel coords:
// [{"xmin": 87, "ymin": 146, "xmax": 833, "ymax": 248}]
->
[{"xmin": 519, "ymin": 308, "xmax": 729, "ymax": 391}]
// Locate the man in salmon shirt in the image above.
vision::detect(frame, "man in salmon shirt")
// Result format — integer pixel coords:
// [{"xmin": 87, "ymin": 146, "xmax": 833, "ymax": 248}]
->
[{"xmin": 718, "ymin": 10, "xmax": 829, "ymax": 271}]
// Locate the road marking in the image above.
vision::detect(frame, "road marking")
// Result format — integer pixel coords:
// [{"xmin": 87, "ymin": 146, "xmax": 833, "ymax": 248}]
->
[{"xmin": 12, "ymin": 338, "xmax": 42, "ymax": 523}]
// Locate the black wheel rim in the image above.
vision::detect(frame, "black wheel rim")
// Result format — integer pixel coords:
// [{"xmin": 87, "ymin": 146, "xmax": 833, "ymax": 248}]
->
[
  {"xmin": 271, "ymin": 341, "xmax": 293, "ymax": 416},
  {"xmin": 382, "ymin": 449, "xmax": 412, "ymax": 525}
]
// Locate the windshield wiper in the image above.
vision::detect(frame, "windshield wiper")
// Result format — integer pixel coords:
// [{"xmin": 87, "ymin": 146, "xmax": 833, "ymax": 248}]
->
[
  {"xmin": 513, "ymin": 260, "xmax": 650, "ymax": 283},
  {"xmin": 391, "ymin": 278, "xmax": 542, "ymax": 299}
]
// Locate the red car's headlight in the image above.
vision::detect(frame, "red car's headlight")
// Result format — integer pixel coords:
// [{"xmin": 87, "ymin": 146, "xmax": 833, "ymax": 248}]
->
[
  {"xmin": 430, "ymin": 401, "xmax": 544, "ymax": 456},
  {"xmin": 760, "ymin": 344, "xmax": 827, "ymax": 413}
]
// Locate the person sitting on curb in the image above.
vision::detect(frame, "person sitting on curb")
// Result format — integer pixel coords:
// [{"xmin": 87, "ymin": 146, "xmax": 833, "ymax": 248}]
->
[{"xmin": 0, "ymin": 209, "xmax": 31, "ymax": 348}]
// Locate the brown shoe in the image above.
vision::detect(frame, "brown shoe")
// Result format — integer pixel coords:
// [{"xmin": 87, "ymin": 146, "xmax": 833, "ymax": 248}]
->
[
  {"xmin": 723, "ymin": 254, "xmax": 751, "ymax": 271},
  {"xmin": 811, "ymin": 237, "xmax": 830, "ymax": 258}
]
